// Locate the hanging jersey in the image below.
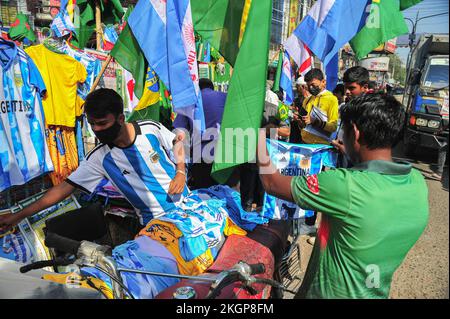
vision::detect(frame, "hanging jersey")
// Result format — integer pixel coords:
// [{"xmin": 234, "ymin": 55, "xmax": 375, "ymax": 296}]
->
[
  {"xmin": 67, "ymin": 121, "xmax": 188, "ymax": 225},
  {"xmin": 0, "ymin": 42, "xmax": 54, "ymax": 192},
  {"xmin": 25, "ymin": 44, "xmax": 87, "ymax": 127},
  {"xmin": 261, "ymin": 139, "xmax": 337, "ymax": 220}
]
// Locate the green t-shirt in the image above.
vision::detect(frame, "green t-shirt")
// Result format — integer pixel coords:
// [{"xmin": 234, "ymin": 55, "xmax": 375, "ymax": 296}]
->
[{"xmin": 291, "ymin": 160, "xmax": 429, "ymax": 299}]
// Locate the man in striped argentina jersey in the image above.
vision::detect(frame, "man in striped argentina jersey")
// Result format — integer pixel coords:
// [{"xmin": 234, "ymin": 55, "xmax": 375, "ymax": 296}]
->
[{"xmin": 0, "ymin": 89, "xmax": 188, "ymax": 230}]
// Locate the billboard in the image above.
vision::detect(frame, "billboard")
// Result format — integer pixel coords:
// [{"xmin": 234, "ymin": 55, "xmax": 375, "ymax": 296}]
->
[{"xmin": 359, "ymin": 56, "xmax": 390, "ymax": 72}]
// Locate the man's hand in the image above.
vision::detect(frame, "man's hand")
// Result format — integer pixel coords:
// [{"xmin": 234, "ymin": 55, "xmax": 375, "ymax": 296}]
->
[
  {"xmin": 302, "ymin": 115, "xmax": 312, "ymax": 125},
  {"xmin": 168, "ymin": 172, "xmax": 186, "ymax": 195},
  {"xmin": 0, "ymin": 212, "xmax": 24, "ymax": 232},
  {"xmin": 331, "ymin": 139, "xmax": 346, "ymax": 154}
]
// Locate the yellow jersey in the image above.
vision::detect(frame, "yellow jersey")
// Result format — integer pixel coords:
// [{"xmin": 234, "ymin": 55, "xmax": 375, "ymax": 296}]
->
[{"xmin": 25, "ymin": 45, "xmax": 87, "ymax": 127}]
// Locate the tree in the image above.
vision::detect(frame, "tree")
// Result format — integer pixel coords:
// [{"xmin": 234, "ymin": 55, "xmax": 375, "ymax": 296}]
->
[{"xmin": 389, "ymin": 53, "xmax": 407, "ymax": 85}]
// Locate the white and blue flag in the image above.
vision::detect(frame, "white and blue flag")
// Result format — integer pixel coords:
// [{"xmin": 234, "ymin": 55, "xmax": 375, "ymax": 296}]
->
[
  {"xmin": 294, "ymin": 0, "xmax": 371, "ymax": 90},
  {"xmin": 128, "ymin": 0, "xmax": 206, "ymax": 132},
  {"xmin": 280, "ymin": 51, "xmax": 294, "ymax": 106},
  {"xmin": 262, "ymin": 139, "xmax": 337, "ymax": 220}
]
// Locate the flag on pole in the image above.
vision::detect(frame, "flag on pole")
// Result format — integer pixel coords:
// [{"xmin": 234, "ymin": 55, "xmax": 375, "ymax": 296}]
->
[
  {"xmin": 350, "ymin": 0, "xmax": 410, "ymax": 60},
  {"xmin": 293, "ymin": 0, "xmax": 370, "ymax": 89},
  {"xmin": 400, "ymin": 0, "xmax": 423, "ymax": 10},
  {"xmin": 280, "ymin": 51, "xmax": 294, "ymax": 105},
  {"xmin": 273, "ymin": 49, "xmax": 283, "ymax": 93},
  {"xmin": 128, "ymin": 0, "xmax": 205, "ymax": 133},
  {"xmin": 110, "ymin": 6, "xmax": 147, "ymax": 99},
  {"xmin": 191, "ymin": 0, "xmax": 272, "ymax": 183},
  {"xmin": 284, "ymin": 36, "xmax": 313, "ymax": 77}
]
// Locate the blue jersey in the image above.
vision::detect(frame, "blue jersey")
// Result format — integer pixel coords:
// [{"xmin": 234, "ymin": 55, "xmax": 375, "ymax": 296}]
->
[
  {"xmin": 0, "ymin": 41, "xmax": 54, "ymax": 192},
  {"xmin": 262, "ymin": 139, "xmax": 337, "ymax": 220},
  {"xmin": 67, "ymin": 121, "xmax": 188, "ymax": 225}
]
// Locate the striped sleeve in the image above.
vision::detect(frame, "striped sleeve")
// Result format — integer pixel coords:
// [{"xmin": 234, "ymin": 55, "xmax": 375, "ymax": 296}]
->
[{"xmin": 66, "ymin": 145, "xmax": 106, "ymax": 194}]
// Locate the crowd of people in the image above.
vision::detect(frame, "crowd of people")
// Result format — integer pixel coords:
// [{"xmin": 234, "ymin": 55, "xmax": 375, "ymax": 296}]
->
[{"xmin": 0, "ymin": 65, "xmax": 430, "ymax": 299}]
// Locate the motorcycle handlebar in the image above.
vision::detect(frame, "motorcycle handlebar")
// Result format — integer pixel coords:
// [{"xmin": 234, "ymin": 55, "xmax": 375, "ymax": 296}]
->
[
  {"xmin": 44, "ymin": 232, "xmax": 81, "ymax": 256},
  {"xmin": 19, "ymin": 257, "xmax": 74, "ymax": 273},
  {"xmin": 248, "ymin": 263, "xmax": 265, "ymax": 275}
]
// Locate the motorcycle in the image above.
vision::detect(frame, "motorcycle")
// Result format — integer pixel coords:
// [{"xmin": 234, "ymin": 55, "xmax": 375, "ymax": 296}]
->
[{"xmin": 3, "ymin": 202, "xmax": 302, "ymax": 299}]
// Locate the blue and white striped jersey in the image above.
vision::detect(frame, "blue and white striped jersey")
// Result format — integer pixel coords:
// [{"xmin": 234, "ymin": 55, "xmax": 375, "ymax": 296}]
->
[
  {"xmin": 0, "ymin": 42, "xmax": 54, "ymax": 192},
  {"xmin": 67, "ymin": 121, "xmax": 188, "ymax": 225}
]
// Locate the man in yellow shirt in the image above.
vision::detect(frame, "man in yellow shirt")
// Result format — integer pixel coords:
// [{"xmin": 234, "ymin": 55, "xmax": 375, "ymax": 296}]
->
[
  {"xmin": 295, "ymin": 68, "xmax": 339, "ymax": 243},
  {"xmin": 297, "ymin": 68, "xmax": 339, "ymax": 145}
]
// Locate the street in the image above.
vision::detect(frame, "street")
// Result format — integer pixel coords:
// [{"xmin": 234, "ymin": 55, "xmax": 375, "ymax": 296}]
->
[{"xmin": 293, "ymin": 141, "xmax": 449, "ymax": 299}]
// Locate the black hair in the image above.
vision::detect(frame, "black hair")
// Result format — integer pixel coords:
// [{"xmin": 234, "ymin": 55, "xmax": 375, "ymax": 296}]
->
[
  {"xmin": 84, "ymin": 88, "xmax": 123, "ymax": 118},
  {"xmin": 343, "ymin": 66, "xmax": 369, "ymax": 86},
  {"xmin": 304, "ymin": 68, "xmax": 324, "ymax": 82},
  {"xmin": 199, "ymin": 78, "xmax": 214, "ymax": 90},
  {"xmin": 340, "ymin": 93, "xmax": 405, "ymax": 149},
  {"xmin": 333, "ymin": 83, "xmax": 345, "ymax": 96}
]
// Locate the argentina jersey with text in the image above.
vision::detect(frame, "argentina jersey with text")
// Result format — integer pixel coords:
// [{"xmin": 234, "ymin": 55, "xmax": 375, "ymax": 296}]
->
[
  {"xmin": 0, "ymin": 42, "xmax": 54, "ymax": 192},
  {"xmin": 67, "ymin": 121, "xmax": 188, "ymax": 225}
]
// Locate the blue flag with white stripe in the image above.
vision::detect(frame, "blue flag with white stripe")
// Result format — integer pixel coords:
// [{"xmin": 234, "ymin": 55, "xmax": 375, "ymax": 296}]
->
[
  {"xmin": 128, "ymin": 0, "xmax": 205, "ymax": 132},
  {"xmin": 280, "ymin": 51, "xmax": 294, "ymax": 105},
  {"xmin": 295, "ymin": 0, "xmax": 371, "ymax": 90}
]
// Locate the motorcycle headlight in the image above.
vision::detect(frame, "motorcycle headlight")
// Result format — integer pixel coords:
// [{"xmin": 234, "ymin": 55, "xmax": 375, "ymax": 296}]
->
[
  {"xmin": 415, "ymin": 118, "xmax": 428, "ymax": 127},
  {"xmin": 428, "ymin": 120, "xmax": 441, "ymax": 129}
]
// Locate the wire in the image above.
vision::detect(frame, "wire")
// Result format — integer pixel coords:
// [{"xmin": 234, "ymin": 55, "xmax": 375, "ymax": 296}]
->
[{"xmin": 92, "ymin": 265, "xmax": 135, "ymax": 299}]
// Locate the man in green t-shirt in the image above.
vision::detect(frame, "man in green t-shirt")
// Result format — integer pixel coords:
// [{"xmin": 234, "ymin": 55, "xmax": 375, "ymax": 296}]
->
[{"xmin": 257, "ymin": 94, "xmax": 429, "ymax": 299}]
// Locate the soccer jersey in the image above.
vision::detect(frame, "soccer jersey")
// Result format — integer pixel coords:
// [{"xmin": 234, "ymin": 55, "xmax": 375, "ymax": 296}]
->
[
  {"xmin": 67, "ymin": 121, "xmax": 188, "ymax": 225},
  {"xmin": 25, "ymin": 44, "xmax": 87, "ymax": 127},
  {"xmin": 0, "ymin": 42, "xmax": 54, "ymax": 192},
  {"xmin": 291, "ymin": 160, "xmax": 429, "ymax": 299}
]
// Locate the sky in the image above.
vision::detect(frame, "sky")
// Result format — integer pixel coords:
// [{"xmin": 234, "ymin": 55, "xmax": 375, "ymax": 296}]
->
[{"xmin": 397, "ymin": 0, "xmax": 449, "ymax": 64}]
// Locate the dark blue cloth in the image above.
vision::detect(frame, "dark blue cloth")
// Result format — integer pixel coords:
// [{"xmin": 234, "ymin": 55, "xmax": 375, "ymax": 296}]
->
[{"xmin": 174, "ymin": 88, "xmax": 226, "ymax": 147}]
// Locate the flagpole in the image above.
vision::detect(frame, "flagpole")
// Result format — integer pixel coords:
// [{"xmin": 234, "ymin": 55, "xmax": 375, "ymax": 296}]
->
[
  {"xmin": 90, "ymin": 55, "xmax": 113, "ymax": 93},
  {"xmin": 96, "ymin": 0, "xmax": 102, "ymax": 50}
]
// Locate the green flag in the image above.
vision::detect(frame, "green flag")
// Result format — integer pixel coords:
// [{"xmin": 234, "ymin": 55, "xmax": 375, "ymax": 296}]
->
[
  {"xmin": 400, "ymin": 0, "xmax": 423, "ymax": 10},
  {"xmin": 272, "ymin": 49, "xmax": 283, "ymax": 93},
  {"xmin": 73, "ymin": 0, "xmax": 124, "ymax": 48},
  {"xmin": 350, "ymin": 0, "xmax": 409, "ymax": 60},
  {"xmin": 192, "ymin": 0, "xmax": 249, "ymax": 66},
  {"xmin": 8, "ymin": 13, "xmax": 36, "ymax": 42},
  {"xmin": 110, "ymin": 6, "xmax": 147, "ymax": 99},
  {"xmin": 193, "ymin": 0, "xmax": 272, "ymax": 183}
]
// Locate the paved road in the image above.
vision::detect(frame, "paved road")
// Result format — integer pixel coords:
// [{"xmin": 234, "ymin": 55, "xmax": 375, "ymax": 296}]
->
[{"xmin": 291, "ymin": 142, "xmax": 449, "ymax": 299}]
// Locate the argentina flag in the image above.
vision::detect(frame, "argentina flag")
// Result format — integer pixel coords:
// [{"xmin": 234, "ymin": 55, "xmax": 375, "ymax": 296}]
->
[
  {"xmin": 128, "ymin": 0, "xmax": 206, "ymax": 132},
  {"xmin": 294, "ymin": 0, "xmax": 371, "ymax": 90}
]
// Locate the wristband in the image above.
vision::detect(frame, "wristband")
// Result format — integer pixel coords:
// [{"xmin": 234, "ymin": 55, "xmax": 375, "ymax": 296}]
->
[{"xmin": 176, "ymin": 170, "xmax": 186, "ymax": 176}]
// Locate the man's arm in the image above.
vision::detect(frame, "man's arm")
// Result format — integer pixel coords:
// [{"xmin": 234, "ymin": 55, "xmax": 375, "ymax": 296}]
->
[
  {"xmin": 168, "ymin": 131, "xmax": 187, "ymax": 195},
  {"xmin": 0, "ymin": 181, "xmax": 75, "ymax": 232},
  {"xmin": 257, "ymin": 129, "xmax": 294, "ymax": 202}
]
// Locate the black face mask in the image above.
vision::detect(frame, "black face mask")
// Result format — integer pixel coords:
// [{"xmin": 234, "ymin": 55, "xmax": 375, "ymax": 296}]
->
[
  {"xmin": 93, "ymin": 120, "xmax": 122, "ymax": 145},
  {"xmin": 309, "ymin": 85, "xmax": 322, "ymax": 96}
]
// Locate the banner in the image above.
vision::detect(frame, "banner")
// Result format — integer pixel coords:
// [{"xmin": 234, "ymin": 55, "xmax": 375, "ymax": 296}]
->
[
  {"xmin": 261, "ymin": 139, "xmax": 336, "ymax": 220},
  {"xmin": 288, "ymin": 0, "xmax": 299, "ymax": 37},
  {"xmin": 0, "ymin": 194, "xmax": 80, "ymax": 271}
]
